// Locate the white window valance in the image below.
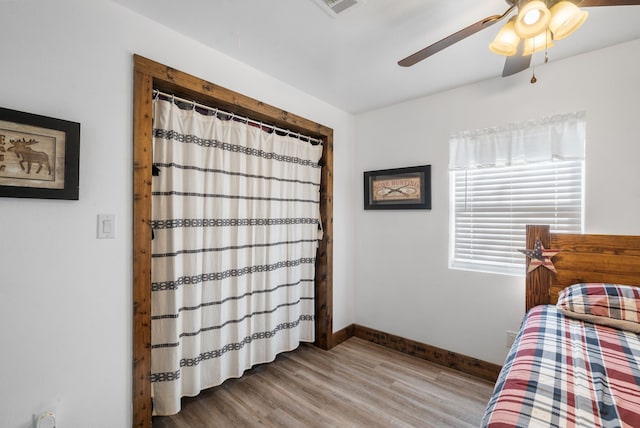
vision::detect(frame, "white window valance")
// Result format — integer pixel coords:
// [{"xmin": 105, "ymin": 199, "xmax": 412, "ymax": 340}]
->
[{"xmin": 449, "ymin": 111, "xmax": 586, "ymax": 170}]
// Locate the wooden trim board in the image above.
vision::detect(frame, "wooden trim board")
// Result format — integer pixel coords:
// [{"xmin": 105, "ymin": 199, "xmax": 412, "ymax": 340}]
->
[
  {"xmin": 352, "ymin": 324, "xmax": 501, "ymax": 383},
  {"xmin": 332, "ymin": 324, "xmax": 356, "ymax": 347}
]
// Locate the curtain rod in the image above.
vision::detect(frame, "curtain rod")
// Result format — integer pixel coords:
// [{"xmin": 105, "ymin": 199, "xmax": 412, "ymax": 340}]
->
[{"xmin": 153, "ymin": 90, "xmax": 322, "ymax": 145}]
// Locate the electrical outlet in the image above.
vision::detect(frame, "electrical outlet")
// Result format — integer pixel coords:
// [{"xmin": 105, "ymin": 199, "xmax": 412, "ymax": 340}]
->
[
  {"xmin": 506, "ymin": 330, "xmax": 518, "ymax": 348},
  {"xmin": 33, "ymin": 410, "xmax": 56, "ymax": 428}
]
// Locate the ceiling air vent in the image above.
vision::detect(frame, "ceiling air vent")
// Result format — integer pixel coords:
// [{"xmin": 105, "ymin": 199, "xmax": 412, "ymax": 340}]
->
[{"xmin": 311, "ymin": 0, "xmax": 365, "ymax": 17}]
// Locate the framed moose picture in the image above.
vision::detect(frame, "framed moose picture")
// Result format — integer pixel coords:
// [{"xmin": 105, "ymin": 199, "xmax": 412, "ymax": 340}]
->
[{"xmin": 0, "ymin": 107, "xmax": 80, "ymax": 200}]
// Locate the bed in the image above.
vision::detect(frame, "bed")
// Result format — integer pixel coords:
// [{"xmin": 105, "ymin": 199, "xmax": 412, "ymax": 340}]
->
[{"xmin": 481, "ymin": 225, "xmax": 640, "ymax": 427}]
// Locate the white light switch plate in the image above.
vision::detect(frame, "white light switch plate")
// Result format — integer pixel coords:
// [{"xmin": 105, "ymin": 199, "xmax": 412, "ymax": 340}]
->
[{"xmin": 97, "ymin": 214, "xmax": 116, "ymax": 239}]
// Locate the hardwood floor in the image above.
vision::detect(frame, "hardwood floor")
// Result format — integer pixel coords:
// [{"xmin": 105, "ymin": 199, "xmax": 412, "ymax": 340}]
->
[{"xmin": 152, "ymin": 337, "xmax": 495, "ymax": 427}]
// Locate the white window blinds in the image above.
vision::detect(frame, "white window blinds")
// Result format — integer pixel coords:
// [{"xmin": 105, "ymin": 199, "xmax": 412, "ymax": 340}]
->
[{"xmin": 449, "ymin": 112, "xmax": 585, "ymax": 276}]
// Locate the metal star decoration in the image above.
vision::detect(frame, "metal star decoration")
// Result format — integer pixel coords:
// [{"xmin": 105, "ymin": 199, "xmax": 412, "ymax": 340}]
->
[{"xmin": 518, "ymin": 239, "xmax": 561, "ymax": 273}]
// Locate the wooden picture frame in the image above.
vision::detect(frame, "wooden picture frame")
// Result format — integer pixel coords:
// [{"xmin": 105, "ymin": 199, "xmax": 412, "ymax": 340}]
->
[
  {"xmin": 364, "ymin": 165, "xmax": 431, "ymax": 210},
  {"xmin": 0, "ymin": 107, "xmax": 80, "ymax": 200}
]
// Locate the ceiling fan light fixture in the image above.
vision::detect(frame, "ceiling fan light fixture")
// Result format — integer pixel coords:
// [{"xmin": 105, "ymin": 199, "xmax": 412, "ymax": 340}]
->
[
  {"xmin": 522, "ymin": 29, "xmax": 554, "ymax": 56},
  {"xmin": 549, "ymin": 1, "xmax": 589, "ymax": 40},
  {"xmin": 515, "ymin": 0, "xmax": 551, "ymax": 39},
  {"xmin": 489, "ymin": 17, "xmax": 520, "ymax": 56}
]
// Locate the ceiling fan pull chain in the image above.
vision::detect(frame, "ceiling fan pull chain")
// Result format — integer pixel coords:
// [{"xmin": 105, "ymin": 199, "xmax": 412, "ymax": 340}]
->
[
  {"xmin": 530, "ymin": 34, "xmax": 538, "ymax": 84},
  {"xmin": 531, "ymin": 34, "xmax": 550, "ymax": 83},
  {"xmin": 544, "ymin": 30, "xmax": 550, "ymax": 64}
]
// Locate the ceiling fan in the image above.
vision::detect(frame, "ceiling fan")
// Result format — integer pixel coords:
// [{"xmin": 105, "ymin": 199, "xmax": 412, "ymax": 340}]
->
[{"xmin": 398, "ymin": 0, "xmax": 640, "ymax": 77}]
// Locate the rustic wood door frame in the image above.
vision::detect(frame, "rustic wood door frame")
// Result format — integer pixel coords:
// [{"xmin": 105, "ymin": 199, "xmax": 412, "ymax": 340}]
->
[{"xmin": 132, "ymin": 55, "xmax": 334, "ymax": 427}]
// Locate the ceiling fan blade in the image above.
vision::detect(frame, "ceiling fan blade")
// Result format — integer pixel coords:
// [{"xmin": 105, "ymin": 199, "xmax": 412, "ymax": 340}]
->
[
  {"xmin": 398, "ymin": 5, "xmax": 515, "ymax": 67},
  {"xmin": 502, "ymin": 42, "xmax": 532, "ymax": 77},
  {"xmin": 577, "ymin": 0, "xmax": 640, "ymax": 6}
]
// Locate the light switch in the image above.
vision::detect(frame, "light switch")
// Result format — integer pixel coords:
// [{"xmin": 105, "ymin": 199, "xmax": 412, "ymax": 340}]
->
[{"xmin": 97, "ymin": 214, "xmax": 116, "ymax": 239}]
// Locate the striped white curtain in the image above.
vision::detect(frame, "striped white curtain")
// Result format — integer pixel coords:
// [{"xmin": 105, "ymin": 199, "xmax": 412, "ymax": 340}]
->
[{"xmin": 150, "ymin": 98, "xmax": 322, "ymax": 416}]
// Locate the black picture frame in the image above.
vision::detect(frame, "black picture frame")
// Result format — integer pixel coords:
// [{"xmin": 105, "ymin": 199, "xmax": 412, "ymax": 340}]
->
[
  {"xmin": 364, "ymin": 165, "xmax": 431, "ymax": 210},
  {"xmin": 0, "ymin": 107, "xmax": 80, "ymax": 200}
]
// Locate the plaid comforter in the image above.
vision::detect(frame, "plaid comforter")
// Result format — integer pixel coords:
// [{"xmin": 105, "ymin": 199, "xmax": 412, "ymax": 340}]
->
[{"xmin": 481, "ymin": 305, "xmax": 640, "ymax": 427}]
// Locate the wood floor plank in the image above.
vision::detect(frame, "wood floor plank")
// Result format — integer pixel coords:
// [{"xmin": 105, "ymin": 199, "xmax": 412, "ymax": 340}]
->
[{"xmin": 152, "ymin": 337, "xmax": 495, "ymax": 427}]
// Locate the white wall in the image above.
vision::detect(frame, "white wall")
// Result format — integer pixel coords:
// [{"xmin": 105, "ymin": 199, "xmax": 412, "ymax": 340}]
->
[
  {"xmin": 354, "ymin": 38, "xmax": 640, "ymax": 366},
  {"xmin": 2, "ymin": 0, "xmax": 637, "ymax": 425},
  {"xmin": 0, "ymin": 1, "xmax": 355, "ymax": 427}
]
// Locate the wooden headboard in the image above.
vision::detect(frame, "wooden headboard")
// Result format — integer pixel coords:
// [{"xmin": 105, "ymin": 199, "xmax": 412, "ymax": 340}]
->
[{"xmin": 525, "ymin": 225, "xmax": 640, "ymax": 311}]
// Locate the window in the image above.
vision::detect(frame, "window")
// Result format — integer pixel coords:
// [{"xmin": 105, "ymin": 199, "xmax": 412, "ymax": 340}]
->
[{"xmin": 449, "ymin": 112, "xmax": 585, "ymax": 276}]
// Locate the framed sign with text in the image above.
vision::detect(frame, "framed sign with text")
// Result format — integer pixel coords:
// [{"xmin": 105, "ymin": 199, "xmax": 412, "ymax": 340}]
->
[{"xmin": 364, "ymin": 165, "xmax": 431, "ymax": 210}]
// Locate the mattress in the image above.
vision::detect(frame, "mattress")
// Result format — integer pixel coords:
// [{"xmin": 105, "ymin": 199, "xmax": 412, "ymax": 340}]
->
[{"xmin": 481, "ymin": 305, "xmax": 640, "ymax": 427}]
